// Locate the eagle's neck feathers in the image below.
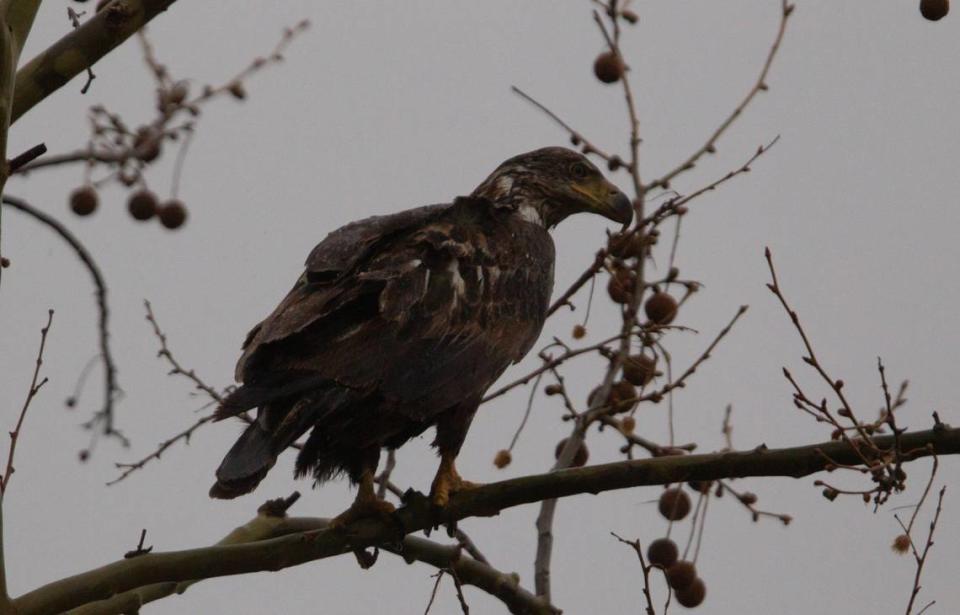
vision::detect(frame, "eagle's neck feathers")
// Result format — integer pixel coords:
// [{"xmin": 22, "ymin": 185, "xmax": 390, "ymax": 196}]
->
[{"xmin": 471, "ymin": 169, "xmax": 554, "ymax": 229}]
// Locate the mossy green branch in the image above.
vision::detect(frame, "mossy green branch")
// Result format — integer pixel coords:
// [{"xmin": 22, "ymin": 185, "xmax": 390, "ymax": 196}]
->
[
  {"xmin": 11, "ymin": 0, "xmax": 178, "ymax": 125},
  {"xmin": 4, "ymin": 0, "xmax": 40, "ymax": 55},
  {"xmin": 13, "ymin": 425, "xmax": 960, "ymax": 615}
]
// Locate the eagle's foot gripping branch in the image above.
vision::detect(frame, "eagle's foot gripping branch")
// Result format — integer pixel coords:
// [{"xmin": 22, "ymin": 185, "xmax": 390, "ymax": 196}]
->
[
  {"xmin": 430, "ymin": 454, "xmax": 481, "ymax": 508},
  {"xmin": 330, "ymin": 469, "xmax": 397, "ymax": 528}
]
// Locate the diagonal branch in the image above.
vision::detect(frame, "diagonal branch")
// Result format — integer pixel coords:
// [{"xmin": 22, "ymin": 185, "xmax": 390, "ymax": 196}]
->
[
  {"xmin": 14, "ymin": 424, "xmax": 960, "ymax": 615},
  {"xmin": 11, "ymin": 0, "xmax": 179, "ymax": 125},
  {"xmin": 48, "ymin": 515, "xmax": 556, "ymax": 615},
  {"xmin": 645, "ymin": 1, "xmax": 792, "ymax": 191}
]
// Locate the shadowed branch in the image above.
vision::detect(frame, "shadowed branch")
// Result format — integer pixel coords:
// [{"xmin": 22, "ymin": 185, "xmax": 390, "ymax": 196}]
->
[{"xmin": 14, "ymin": 424, "xmax": 960, "ymax": 614}]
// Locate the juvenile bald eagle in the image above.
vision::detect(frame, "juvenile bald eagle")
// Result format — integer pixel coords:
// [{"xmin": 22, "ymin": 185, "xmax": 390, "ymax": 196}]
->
[{"xmin": 211, "ymin": 147, "xmax": 632, "ymax": 522}]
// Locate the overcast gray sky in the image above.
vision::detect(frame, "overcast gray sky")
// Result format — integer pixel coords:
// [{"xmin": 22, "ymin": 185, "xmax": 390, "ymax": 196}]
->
[{"xmin": 1, "ymin": 1, "xmax": 959, "ymax": 613}]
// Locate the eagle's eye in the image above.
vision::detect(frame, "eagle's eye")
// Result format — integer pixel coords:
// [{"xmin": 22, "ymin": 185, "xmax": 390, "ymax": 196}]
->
[{"xmin": 570, "ymin": 162, "xmax": 590, "ymax": 180}]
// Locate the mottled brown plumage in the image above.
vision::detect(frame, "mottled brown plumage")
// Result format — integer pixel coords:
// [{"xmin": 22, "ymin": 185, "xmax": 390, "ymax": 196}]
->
[{"xmin": 210, "ymin": 147, "xmax": 631, "ymax": 510}]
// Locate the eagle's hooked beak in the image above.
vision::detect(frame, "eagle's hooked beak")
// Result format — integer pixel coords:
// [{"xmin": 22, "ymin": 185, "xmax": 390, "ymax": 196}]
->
[
  {"xmin": 605, "ymin": 190, "xmax": 634, "ymax": 225},
  {"xmin": 572, "ymin": 180, "xmax": 634, "ymax": 225}
]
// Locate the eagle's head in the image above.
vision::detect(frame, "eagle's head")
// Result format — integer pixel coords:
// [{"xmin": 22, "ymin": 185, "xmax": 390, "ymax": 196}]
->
[{"xmin": 472, "ymin": 147, "xmax": 633, "ymax": 228}]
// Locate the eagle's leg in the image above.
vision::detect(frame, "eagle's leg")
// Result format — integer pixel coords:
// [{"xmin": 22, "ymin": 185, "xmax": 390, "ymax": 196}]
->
[
  {"xmin": 430, "ymin": 404, "xmax": 482, "ymax": 507},
  {"xmin": 430, "ymin": 452, "xmax": 480, "ymax": 507},
  {"xmin": 329, "ymin": 466, "xmax": 396, "ymax": 528}
]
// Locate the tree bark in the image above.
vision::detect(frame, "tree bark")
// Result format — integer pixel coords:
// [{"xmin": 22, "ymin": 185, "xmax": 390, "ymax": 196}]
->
[{"xmin": 14, "ymin": 425, "xmax": 959, "ymax": 615}]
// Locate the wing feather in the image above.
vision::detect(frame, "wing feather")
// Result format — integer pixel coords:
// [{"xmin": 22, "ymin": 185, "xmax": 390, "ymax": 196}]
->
[{"xmin": 234, "ymin": 197, "xmax": 554, "ymax": 422}]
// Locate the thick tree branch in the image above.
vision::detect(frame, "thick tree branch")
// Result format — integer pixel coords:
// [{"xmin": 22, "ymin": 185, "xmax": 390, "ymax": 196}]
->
[
  {"xmin": 14, "ymin": 425, "xmax": 959, "ymax": 615},
  {"xmin": 0, "ymin": 0, "xmax": 41, "ymax": 292},
  {"xmin": 62, "ymin": 515, "xmax": 554, "ymax": 615},
  {"xmin": 11, "ymin": 0, "xmax": 178, "ymax": 125}
]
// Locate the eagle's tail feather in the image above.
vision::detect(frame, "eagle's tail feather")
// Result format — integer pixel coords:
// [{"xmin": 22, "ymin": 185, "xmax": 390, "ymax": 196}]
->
[
  {"xmin": 214, "ymin": 374, "xmax": 330, "ymax": 421},
  {"xmin": 209, "ymin": 420, "xmax": 276, "ymax": 499},
  {"xmin": 210, "ymin": 386, "xmax": 357, "ymax": 499}
]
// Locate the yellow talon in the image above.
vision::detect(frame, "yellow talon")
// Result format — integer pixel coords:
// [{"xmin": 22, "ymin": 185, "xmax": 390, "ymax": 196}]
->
[
  {"xmin": 329, "ymin": 468, "xmax": 396, "ymax": 528},
  {"xmin": 430, "ymin": 453, "xmax": 480, "ymax": 507}
]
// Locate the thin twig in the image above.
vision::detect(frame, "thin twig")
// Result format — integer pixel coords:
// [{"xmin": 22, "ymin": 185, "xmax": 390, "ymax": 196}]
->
[
  {"xmin": 1, "ymin": 310, "xmax": 53, "ymax": 494},
  {"xmin": 66, "ymin": 7, "xmax": 96, "ymax": 94},
  {"xmin": 107, "ymin": 301, "xmax": 274, "ymax": 484},
  {"xmin": 423, "ymin": 570, "xmax": 445, "ymax": 615},
  {"xmin": 645, "ymin": 1, "xmax": 793, "ymax": 190},
  {"xmin": 904, "ymin": 484, "xmax": 946, "ymax": 615},
  {"xmin": 2, "ymin": 196, "xmax": 122, "ymax": 446},
  {"xmin": 448, "ymin": 568, "xmax": 471, "ymax": 614},
  {"xmin": 6, "ymin": 142, "xmax": 45, "ymax": 172},
  {"xmin": 717, "ymin": 480, "xmax": 791, "ymax": 525},
  {"xmin": 108, "ymin": 412, "xmax": 216, "ymax": 486},
  {"xmin": 510, "ymin": 86, "xmax": 622, "ymax": 166},
  {"xmin": 506, "ymin": 372, "xmax": 543, "ymax": 452},
  {"xmin": 643, "ymin": 137, "xmax": 780, "ymax": 228},
  {"xmin": 611, "ymin": 532, "xmax": 657, "ymax": 615},
  {"xmin": 144, "ymin": 300, "xmax": 223, "ymax": 403},
  {"xmin": 482, "ymin": 333, "xmax": 628, "ymax": 403}
]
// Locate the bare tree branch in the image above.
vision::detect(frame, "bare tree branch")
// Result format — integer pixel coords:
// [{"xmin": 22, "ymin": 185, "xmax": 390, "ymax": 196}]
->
[
  {"xmin": 1, "ymin": 309, "xmax": 54, "ymax": 494},
  {"xmin": 2, "ymin": 195, "xmax": 122, "ymax": 445},
  {"xmin": 57, "ymin": 514, "xmax": 555, "ymax": 615},
  {"xmin": 645, "ymin": 1, "xmax": 792, "ymax": 191},
  {"xmin": 11, "ymin": 0, "xmax": 180, "ymax": 125},
  {"xmin": 0, "ymin": 309, "xmax": 52, "ymax": 611},
  {"xmin": 14, "ymin": 425, "xmax": 960, "ymax": 614}
]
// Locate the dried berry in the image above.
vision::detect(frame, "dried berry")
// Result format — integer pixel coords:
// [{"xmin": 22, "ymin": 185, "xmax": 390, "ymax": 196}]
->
[
  {"xmin": 646, "ymin": 537, "xmax": 678, "ymax": 568},
  {"xmin": 620, "ymin": 416, "xmax": 636, "ymax": 433},
  {"xmin": 674, "ymin": 576, "xmax": 706, "ymax": 608},
  {"xmin": 607, "ymin": 232, "xmax": 643, "ymax": 259},
  {"xmin": 587, "ymin": 382, "xmax": 635, "ymax": 412},
  {"xmin": 593, "ymin": 51, "xmax": 624, "ymax": 84},
  {"xmin": 493, "ymin": 449, "xmax": 512, "ymax": 469},
  {"xmin": 554, "ymin": 438, "xmax": 589, "ymax": 467},
  {"xmin": 609, "ymin": 380, "xmax": 637, "ymax": 412},
  {"xmin": 738, "ymin": 492, "xmax": 758, "ymax": 505},
  {"xmin": 920, "ymin": 0, "xmax": 949, "ymax": 21},
  {"xmin": 169, "ymin": 81, "xmax": 189, "ymax": 105},
  {"xmin": 621, "ymin": 9, "xmax": 639, "ymax": 24},
  {"xmin": 622, "ymin": 354, "xmax": 656, "ymax": 386},
  {"xmin": 70, "ymin": 186, "xmax": 98, "ymax": 216},
  {"xmin": 891, "ymin": 534, "xmax": 911, "ymax": 554},
  {"xmin": 607, "ymin": 268, "xmax": 635, "ymax": 304},
  {"xmin": 644, "ymin": 292, "xmax": 678, "ymax": 325},
  {"xmin": 572, "ymin": 324, "xmax": 586, "ymax": 339},
  {"xmin": 658, "ymin": 488, "xmax": 691, "ymax": 521},
  {"xmin": 228, "ymin": 81, "xmax": 247, "ymax": 100},
  {"xmin": 133, "ymin": 126, "xmax": 162, "ymax": 162},
  {"xmin": 0, "ymin": 257, "xmax": 9, "ymax": 268},
  {"xmin": 158, "ymin": 200, "xmax": 187, "ymax": 229},
  {"xmin": 544, "ymin": 384, "xmax": 562, "ymax": 396},
  {"xmin": 78, "ymin": 449, "xmax": 90, "ymax": 462},
  {"xmin": 127, "ymin": 190, "xmax": 158, "ymax": 221},
  {"xmin": 665, "ymin": 560, "xmax": 697, "ymax": 591}
]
